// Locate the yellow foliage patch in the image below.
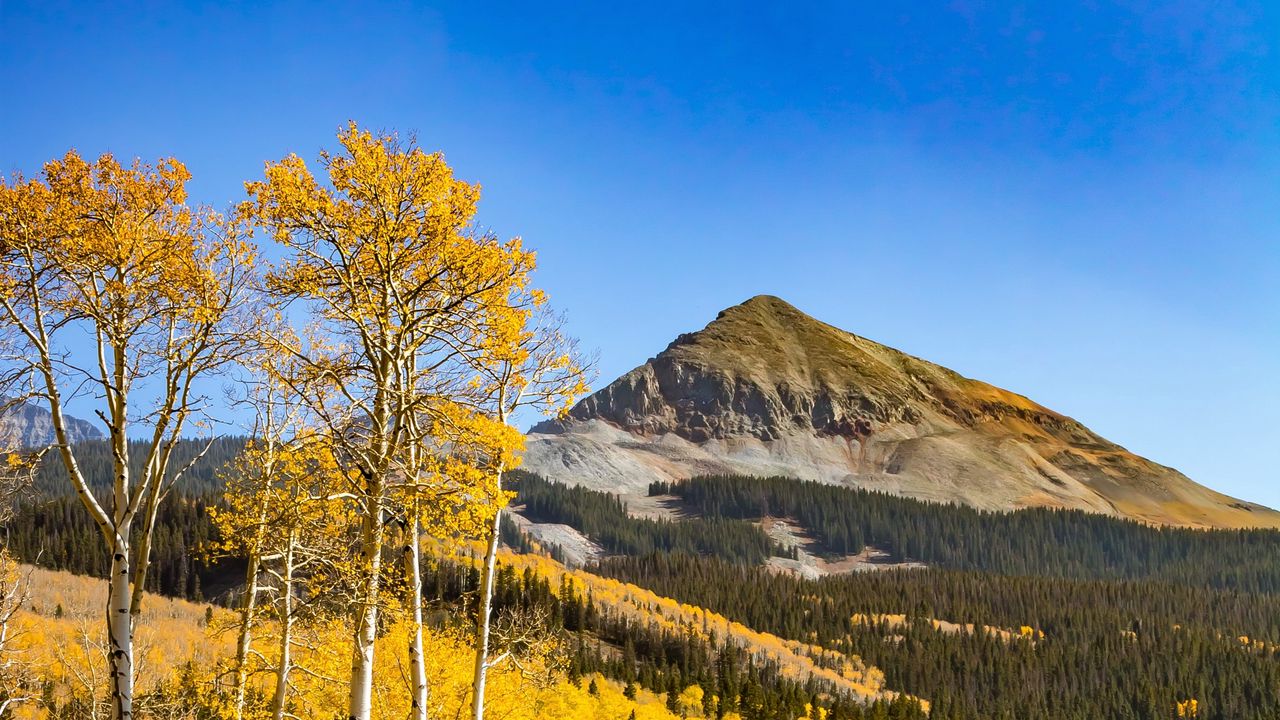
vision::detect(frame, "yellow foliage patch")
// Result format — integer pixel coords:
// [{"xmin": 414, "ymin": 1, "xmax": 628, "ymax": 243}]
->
[{"xmin": 7, "ymin": 564, "xmax": 685, "ymax": 720}]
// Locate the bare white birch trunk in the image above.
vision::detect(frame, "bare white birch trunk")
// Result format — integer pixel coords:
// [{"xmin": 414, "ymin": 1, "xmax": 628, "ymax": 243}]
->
[
  {"xmin": 347, "ymin": 498, "xmax": 384, "ymax": 720},
  {"xmin": 270, "ymin": 533, "xmax": 296, "ymax": 720},
  {"xmin": 107, "ymin": 532, "xmax": 134, "ymax": 720},
  {"xmin": 406, "ymin": 513, "xmax": 429, "ymax": 720},
  {"xmin": 470, "ymin": 494, "xmax": 503, "ymax": 720},
  {"xmin": 233, "ymin": 549, "xmax": 263, "ymax": 720}
]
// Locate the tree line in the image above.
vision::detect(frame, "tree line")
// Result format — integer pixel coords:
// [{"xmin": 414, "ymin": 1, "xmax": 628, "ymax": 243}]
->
[
  {"xmin": 512, "ymin": 471, "xmax": 789, "ymax": 563},
  {"xmin": 29, "ymin": 437, "xmax": 247, "ymax": 498},
  {"xmin": 23, "ymin": 465, "xmax": 1280, "ymax": 606},
  {"xmin": 651, "ymin": 475, "xmax": 1280, "ymax": 592},
  {"xmin": 6, "ymin": 488, "xmax": 236, "ymax": 602},
  {"xmin": 421, "ymin": 550, "xmax": 927, "ymax": 720}
]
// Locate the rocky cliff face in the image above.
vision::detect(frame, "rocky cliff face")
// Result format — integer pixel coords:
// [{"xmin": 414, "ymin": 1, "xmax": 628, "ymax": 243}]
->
[
  {"xmin": 0, "ymin": 401, "xmax": 103, "ymax": 449},
  {"xmin": 559, "ymin": 296, "xmax": 1096, "ymax": 445},
  {"xmin": 526, "ymin": 295, "xmax": 1280, "ymax": 529},
  {"xmin": 565, "ymin": 352, "xmax": 921, "ymax": 443}
]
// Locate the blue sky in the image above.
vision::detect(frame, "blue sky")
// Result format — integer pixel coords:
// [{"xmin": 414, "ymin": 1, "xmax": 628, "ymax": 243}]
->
[{"xmin": 2, "ymin": 2, "xmax": 1278, "ymax": 504}]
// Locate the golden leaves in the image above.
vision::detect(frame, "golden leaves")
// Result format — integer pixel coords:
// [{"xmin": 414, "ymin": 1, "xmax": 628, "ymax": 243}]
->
[
  {"xmin": 240, "ymin": 122, "xmax": 565, "ymax": 526},
  {"xmin": 1, "ymin": 148, "xmax": 255, "ymax": 344},
  {"xmin": 6, "ymin": 125, "xmax": 592, "ymax": 720}
]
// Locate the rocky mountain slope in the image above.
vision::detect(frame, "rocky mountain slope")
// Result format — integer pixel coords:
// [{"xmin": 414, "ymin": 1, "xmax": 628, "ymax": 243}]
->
[
  {"xmin": 0, "ymin": 400, "xmax": 103, "ymax": 449},
  {"xmin": 524, "ymin": 295, "xmax": 1279, "ymax": 529}
]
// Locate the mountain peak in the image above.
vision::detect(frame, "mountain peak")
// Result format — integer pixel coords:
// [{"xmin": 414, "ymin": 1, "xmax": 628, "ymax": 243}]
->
[
  {"xmin": 578, "ymin": 294, "xmax": 1052, "ymax": 443},
  {"xmin": 0, "ymin": 400, "xmax": 103, "ymax": 450},
  {"xmin": 525, "ymin": 298, "xmax": 1279, "ymax": 529},
  {"xmin": 690, "ymin": 295, "xmax": 845, "ymax": 352},
  {"xmin": 706, "ymin": 294, "xmax": 821, "ymax": 334},
  {"xmin": 671, "ymin": 295, "xmax": 805, "ymax": 343},
  {"xmin": 725, "ymin": 293, "xmax": 801, "ymax": 314}
]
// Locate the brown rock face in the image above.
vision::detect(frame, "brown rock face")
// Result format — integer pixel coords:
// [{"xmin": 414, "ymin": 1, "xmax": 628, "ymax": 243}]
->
[
  {"xmin": 563, "ymin": 296, "xmax": 1092, "ymax": 445},
  {"xmin": 526, "ymin": 295, "xmax": 1279, "ymax": 529}
]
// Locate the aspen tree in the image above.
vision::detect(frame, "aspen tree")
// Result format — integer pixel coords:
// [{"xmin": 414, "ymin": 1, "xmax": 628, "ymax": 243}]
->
[
  {"xmin": 214, "ymin": 419, "xmax": 353, "ymax": 720},
  {"xmin": 398, "ymin": 410, "xmax": 431, "ymax": 720},
  {"xmin": 244, "ymin": 123, "xmax": 535, "ymax": 720},
  {"xmin": 0, "ymin": 152, "xmax": 255, "ymax": 719},
  {"xmin": 465, "ymin": 305, "xmax": 590, "ymax": 720},
  {"xmin": 391, "ymin": 403, "xmax": 501, "ymax": 720},
  {"xmin": 210, "ymin": 354, "xmax": 306, "ymax": 720},
  {"xmin": 260, "ymin": 437, "xmax": 351, "ymax": 720},
  {"xmin": 400, "ymin": 399, "xmax": 515, "ymax": 720}
]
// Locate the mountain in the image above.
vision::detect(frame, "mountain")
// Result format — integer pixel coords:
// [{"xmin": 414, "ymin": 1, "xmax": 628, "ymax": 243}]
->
[
  {"xmin": 0, "ymin": 400, "xmax": 103, "ymax": 449},
  {"xmin": 524, "ymin": 295, "xmax": 1279, "ymax": 529}
]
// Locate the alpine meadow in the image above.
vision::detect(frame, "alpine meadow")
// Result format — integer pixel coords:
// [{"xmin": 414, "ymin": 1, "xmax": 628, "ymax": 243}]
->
[{"xmin": 3, "ymin": 4, "xmax": 1280, "ymax": 720}]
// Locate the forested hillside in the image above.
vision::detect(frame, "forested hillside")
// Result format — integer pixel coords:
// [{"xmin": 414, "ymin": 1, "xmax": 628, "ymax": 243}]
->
[
  {"xmin": 15, "ymin": 461, "xmax": 1280, "ymax": 718},
  {"xmin": 6, "ymin": 437, "xmax": 246, "ymax": 602},
  {"xmin": 514, "ymin": 471, "xmax": 1280, "ymax": 592},
  {"xmin": 654, "ymin": 475, "xmax": 1280, "ymax": 592},
  {"xmin": 30, "ymin": 436, "xmax": 246, "ymax": 496},
  {"xmin": 422, "ymin": 548, "xmax": 925, "ymax": 720},
  {"xmin": 510, "ymin": 473, "xmax": 1280, "ymax": 718},
  {"xmin": 513, "ymin": 471, "xmax": 787, "ymax": 563},
  {"xmin": 7, "ymin": 489, "xmax": 234, "ymax": 601},
  {"xmin": 596, "ymin": 554, "xmax": 1280, "ymax": 719}
]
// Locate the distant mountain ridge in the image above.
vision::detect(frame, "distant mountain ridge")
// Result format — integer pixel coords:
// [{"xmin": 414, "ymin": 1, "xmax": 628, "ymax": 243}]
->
[
  {"xmin": 0, "ymin": 400, "xmax": 103, "ymax": 450},
  {"xmin": 525, "ymin": 295, "xmax": 1279, "ymax": 529}
]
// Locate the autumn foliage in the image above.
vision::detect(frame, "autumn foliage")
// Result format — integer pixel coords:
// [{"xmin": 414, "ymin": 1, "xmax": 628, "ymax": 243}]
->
[{"xmin": 0, "ymin": 125, "xmax": 596, "ymax": 720}]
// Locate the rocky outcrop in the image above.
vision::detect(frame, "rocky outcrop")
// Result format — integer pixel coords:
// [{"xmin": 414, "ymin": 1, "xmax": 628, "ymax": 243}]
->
[
  {"xmin": 525, "ymin": 295, "xmax": 1280, "ymax": 529},
  {"xmin": 541, "ymin": 296, "xmax": 1105, "ymax": 449}
]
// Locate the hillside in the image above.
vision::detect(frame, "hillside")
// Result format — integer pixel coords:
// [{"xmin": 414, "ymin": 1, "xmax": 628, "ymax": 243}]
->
[
  {"xmin": 1, "ymin": 562, "xmax": 682, "ymax": 720},
  {"xmin": 16, "ymin": 470, "xmax": 1280, "ymax": 718},
  {"xmin": 508, "ymin": 472, "xmax": 1280, "ymax": 592},
  {"xmin": 502, "ymin": 475, "xmax": 1280, "ymax": 718},
  {"xmin": 5, "ymin": 556, "xmax": 921, "ymax": 720},
  {"xmin": 525, "ymin": 295, "xmax": 1278, "ymax": 529}
]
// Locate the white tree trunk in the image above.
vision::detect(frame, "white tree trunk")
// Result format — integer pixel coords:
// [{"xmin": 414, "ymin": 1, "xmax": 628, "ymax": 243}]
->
[
  {"xmin": 270, "ymin": 535, "xmax": 296, "ymax": 720},
  {"xmin": 405, "ymin": 515, "xmax": 429, "ymax": 720},
  {"xmin": 470, "ymin": 498, "xmax": 503, "ymax": 720},
  {"xmin": 232, "ymin": 550, "xmax": 263, "ymax": 720},
  {"xmin": 347, "ymin": 505, "xmax": 384, "ymax": 720},
  {"xmin": 107, "ymin": 533, "xmax": 134, "ymax": 720}
]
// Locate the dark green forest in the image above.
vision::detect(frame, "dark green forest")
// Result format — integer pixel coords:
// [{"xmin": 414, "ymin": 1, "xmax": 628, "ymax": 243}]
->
[
  {"xmin": 7, "ymin": 437, "xmax": 246, "ymax": 601},
  {"xmin": 30, "ymin": 436, "xmax": 247, "ymax": 496},
  {"xmin": 651, "ymin": 474, "xmax": 1280, "ymax": 593},
  {"xmin": 514, "ymin": 473, "xmax": 1280, "ymax": 718},
  {"xmin": 595, "ymin": 553, "xmax": 1280, "ymax": 720},
  {"xmin": 511, "ymin": 470, "xmax": 788, "ymax": 563}
]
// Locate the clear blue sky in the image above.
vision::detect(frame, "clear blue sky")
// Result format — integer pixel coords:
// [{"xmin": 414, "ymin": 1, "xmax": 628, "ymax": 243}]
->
[{"xmin": 2, "ymin": 2, "xmax": 1278, "ymax": 504}]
